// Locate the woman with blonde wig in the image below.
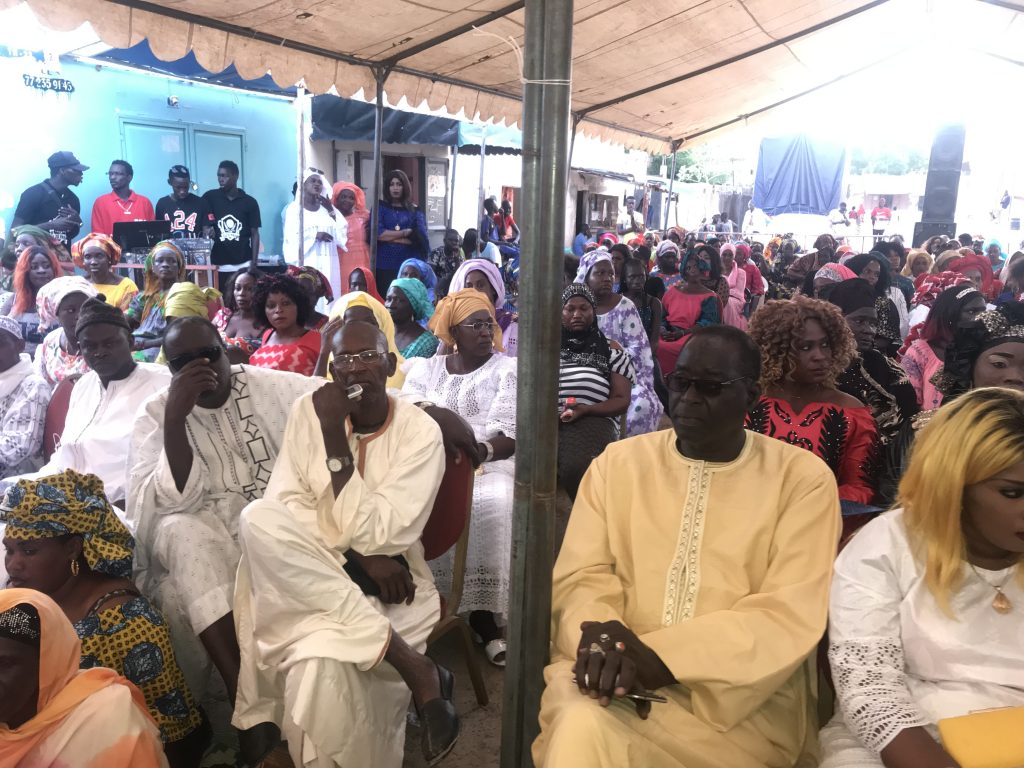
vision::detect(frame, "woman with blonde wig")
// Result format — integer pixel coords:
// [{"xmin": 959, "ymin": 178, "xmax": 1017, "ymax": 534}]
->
[{"xmin": 820, "ymin": 387, "xmax": 1024, "ymax": 768}]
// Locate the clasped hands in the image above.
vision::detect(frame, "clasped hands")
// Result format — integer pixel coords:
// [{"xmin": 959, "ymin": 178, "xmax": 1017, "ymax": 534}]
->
[{"xmin": 574, "ymin": 620, "xmax": 674, "ymax": 720}]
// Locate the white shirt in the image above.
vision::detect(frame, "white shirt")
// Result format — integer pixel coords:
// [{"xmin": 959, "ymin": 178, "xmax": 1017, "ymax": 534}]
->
[
  {"xmin": 283, "ymin": 202, "xmax": 348, "ymax": 299},
  {"xmin": 826, "ymin": 509, "xmax": 1024, "ymax": 753},
  {"xmin": 33, "ymin": 362, "xmax": 170, "ymax": 503}
]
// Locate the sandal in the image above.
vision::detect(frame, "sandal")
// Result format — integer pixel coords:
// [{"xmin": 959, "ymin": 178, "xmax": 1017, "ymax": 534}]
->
[{"xmin": 483, "ymin": 638, "xmax": 507, "ymax": 667}]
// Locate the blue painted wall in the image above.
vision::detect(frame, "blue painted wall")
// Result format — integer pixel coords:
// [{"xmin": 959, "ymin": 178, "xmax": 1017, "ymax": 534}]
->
[{"xmin": 0, "ymin": 54, "xmax": 296, "ymax": 255}]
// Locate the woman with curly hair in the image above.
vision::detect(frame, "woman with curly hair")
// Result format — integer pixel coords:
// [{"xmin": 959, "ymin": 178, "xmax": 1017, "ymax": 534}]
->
[
  {"xmin": 746, "ymin": 296, "xmax": 878, "ymax": 504},
  {"xmin": 0, "ymin": 244, "xmax": 61, "ymax": 355},
  {"xmin": 247, "ymin": 274, "xmax": 321, "ymax": 375}
]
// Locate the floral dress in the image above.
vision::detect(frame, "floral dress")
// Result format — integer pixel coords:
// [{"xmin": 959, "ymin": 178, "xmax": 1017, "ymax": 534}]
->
[
  {"xmin": 596, "ymin": 296, "xmax": 663, "ymax": 436},
  {"xmin": 899, "ymin": 339, "xmax": 944, "ymax": 410},
  {"xmin": 33, "ymin": 327, "xmax": 90, "ymax": 388},
  {"xmin": 212, "ymin": 307, "xmax": 263, "ymax": 355}
]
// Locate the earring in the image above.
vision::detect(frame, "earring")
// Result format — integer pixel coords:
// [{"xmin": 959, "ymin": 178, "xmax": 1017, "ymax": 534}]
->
[{"xmin": 70, "ymin": 559, "xmax": 79, "ymax": 577}]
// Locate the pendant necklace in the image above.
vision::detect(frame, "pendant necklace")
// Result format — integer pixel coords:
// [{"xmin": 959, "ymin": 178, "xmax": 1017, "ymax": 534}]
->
[
  {"xmin": 115, "ymin": 196, "xmax": 135, "ymax": 215},
  {"xmin": 969, "ymin": 562, "xmax": 1015, "ymax": 614}
]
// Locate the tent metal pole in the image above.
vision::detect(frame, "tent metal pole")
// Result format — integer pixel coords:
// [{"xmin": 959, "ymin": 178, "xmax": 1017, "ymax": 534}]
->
[
  {"xmin": 477, "ymin": 129, "xmax": 488, "ymax": 255},
  {"xmin": 500, "ymin": 0, "xmax": 573, "ymax": 765},
  {"xmin": 448, "ymin": 148, "xmax": 458, "ymax": 231},
  {"xmin": 369, "ymin": 66, "xmax": 389, "ymax": 271},
  {"xmin": 664, "ymin": 139, "xmax": 679, "ymax": 231},
  {"xmin": 296, "ymin": 87, "xmax": 306, "ymax": 266}
]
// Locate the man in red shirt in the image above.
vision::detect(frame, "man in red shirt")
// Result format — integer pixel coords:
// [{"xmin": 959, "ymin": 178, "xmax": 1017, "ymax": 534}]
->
[
  {"xmin": 870, "ymin": 196, "xmax": 892, "ymax": 242},
  {"xmin": 90, "ymin": 160, "xmax": 155, "ymax": 236}
]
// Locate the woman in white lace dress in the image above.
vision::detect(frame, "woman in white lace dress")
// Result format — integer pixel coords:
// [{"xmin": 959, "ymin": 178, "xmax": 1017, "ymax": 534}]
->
[
  {"xmin": 402, "ymin": 290, "xmax": 516, "ymax": 666},
  {"xmin": 820, "ymin": 387, "xmax": 1024, "ymax": 768}
]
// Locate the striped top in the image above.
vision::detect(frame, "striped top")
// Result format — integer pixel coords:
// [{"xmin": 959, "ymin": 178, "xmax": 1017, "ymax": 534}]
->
[{"xmin": 558, "ymin": 346, "xmax": 636, "ymax": 423}]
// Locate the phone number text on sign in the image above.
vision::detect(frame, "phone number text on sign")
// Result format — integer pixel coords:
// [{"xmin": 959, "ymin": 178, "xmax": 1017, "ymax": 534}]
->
[{"xmin": 23, "ymin": 74, "xmax": 75, "ymax": 93}]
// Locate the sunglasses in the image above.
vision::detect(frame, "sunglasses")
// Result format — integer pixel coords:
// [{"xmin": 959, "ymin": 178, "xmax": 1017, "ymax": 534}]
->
[
  {"xmin": 168, "ymin": 345, "xmax": 223, "ymax": 372},
  {"xmin": 459, "ymin": 320, "xmax": 496, "ymax": 332},
  {"xmin": 665, "ymin": 374, "xmax": 747, "ymax": 396},
  {"xmin": 333, "ymin": 350, "xmax": 386, "ymax": 369}
]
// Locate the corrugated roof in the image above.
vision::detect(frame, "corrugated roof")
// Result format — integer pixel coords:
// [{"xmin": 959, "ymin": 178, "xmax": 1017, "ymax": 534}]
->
[{"xmin": 6, "ymin": 0, "xmax": 1022, "ymax": 152}]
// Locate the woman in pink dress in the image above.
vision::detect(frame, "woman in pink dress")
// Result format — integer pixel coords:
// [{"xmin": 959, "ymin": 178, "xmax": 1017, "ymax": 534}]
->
[
  {"xmin": 332, "ymin": 181, "xmax": 371, "ymax": 282},
  {"xmin": 899, "ymin": 283, "xmax": 986, "ymax": 409},
  {"xmin": 720, "ymin": 244, "xmax": 748, "ymax": 331},
  {"xmin": 656, "ymin": 248, "xmax": 721, "ymax": 375}
]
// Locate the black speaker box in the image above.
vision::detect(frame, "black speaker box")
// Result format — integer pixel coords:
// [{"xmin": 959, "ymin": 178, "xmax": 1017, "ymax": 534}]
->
[
  {"xmin": 921, "ymin": 170, "xmax": 962, "ymax": 221},
  {"xmin": 913, "ymin": 221, "xmax": 956, "ymax": 248}
]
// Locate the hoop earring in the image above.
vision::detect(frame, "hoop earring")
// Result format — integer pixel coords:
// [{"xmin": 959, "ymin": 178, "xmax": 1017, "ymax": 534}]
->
[{"xmin": 70, "ymin": 559, "xmax": 80, "ymax": 577}]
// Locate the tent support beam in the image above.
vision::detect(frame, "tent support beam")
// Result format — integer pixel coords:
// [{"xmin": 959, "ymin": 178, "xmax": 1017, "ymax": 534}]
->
[
  {"xmin": 382, "ymin": 1, "xmax": 526, "ymax": 65},
  {"xmin": 576, "ymin": 0, "xmax": 892, "ymax": 118},
  {"xmin": 664, "ymin": 139, "xmax": 679, "ymax": 231},
  {"xmin": 500, "ymin": 0, "xmax": 573, "ymax": 765},
  {"xmin": 369, "ymin": 65, "xmax": 391, "ymax": 270}
]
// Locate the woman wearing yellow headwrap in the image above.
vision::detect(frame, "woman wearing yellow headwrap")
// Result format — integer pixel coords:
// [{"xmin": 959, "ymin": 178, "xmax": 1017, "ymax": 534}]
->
[
  {"xmin": 1, "ymin": 469, "xmax": 208, "ymax": 764},
  {"xmin": 402, "ymin": 290, "xmax": 515, "ymax": 666},
  {"xmin": 154, "ymin": 281, "xmax": 223, "ymax": 364},
  {"xmin": 314, "ymin": 290, "xmax": 407, "ymax": 387}
]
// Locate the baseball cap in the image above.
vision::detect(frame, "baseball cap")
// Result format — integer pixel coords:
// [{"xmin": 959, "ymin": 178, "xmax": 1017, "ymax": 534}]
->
[
  {"xmin": 47, "ymin": 151, "xmax": 89, "ymax": 172},
  {"xmin": 0, "ymin": 316, "xmax": 23, "ymax": 340}
]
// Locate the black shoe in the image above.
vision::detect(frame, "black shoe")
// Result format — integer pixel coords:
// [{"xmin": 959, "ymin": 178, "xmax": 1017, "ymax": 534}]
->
[
  {"xmin": 237, "ymin": 721, "xmax": 281, "ymax": 768},
  {"xmin": 417, "ymin": 665, "xmax": 459, "ymax": 766}
]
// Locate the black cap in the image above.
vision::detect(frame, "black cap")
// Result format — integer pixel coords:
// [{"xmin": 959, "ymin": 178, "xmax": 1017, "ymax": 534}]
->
[
  {"xmin": 47, "ymin": 151, "xmax": 89, "ymax": 172},
  {"xmin": 75, "ymin": 296, "xmax": 131, "ymax": 338}
]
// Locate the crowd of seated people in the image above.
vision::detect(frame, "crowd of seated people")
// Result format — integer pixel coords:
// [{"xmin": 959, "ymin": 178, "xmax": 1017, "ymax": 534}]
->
[{"xmin": 1, "ymin": 168, "xmax": 1022, "ymax": 768}]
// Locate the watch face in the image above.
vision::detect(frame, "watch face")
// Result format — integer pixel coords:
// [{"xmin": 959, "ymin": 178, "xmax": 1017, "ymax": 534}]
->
[{"xmin": 327, "ymin": 457, "xmax": 343, "ymax": 472}]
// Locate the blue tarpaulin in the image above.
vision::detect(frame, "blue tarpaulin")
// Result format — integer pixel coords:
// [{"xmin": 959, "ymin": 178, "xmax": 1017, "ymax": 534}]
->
[{"xmin": 753, "ymin": 135, "xmax": 845, "ymax": 216}]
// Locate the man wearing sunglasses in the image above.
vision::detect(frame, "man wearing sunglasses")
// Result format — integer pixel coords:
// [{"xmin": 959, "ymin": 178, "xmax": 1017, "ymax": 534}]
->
[
  {"xmin": 127, "ymin": 317, "xmax": 469, "ymax": 765},
  {"xmin": 535, "ymin": 325, "xmax": 841, "ymax": 768}
]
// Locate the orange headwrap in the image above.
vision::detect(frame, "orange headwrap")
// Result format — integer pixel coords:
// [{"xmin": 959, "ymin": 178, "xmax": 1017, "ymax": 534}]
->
[
  {"xmin": 0, "ymin": 589, "xmax": 147, "ymax": 765},
  {"xmin": 332, "ymin": 181, "xmax": 368, "ymax": 214},
  {"xmin": 429, "ymin": 291, "xmax": 503, "ymax": 352},
  {"xmin": 71, "ymin": 233, "xmax": 122, "ymax": 269}
]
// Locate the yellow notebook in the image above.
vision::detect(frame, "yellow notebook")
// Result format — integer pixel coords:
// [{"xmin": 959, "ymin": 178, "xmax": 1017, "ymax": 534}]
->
[{"xmin": 937, "ymin": 707, "xmax": 1024, "ymax": 768}]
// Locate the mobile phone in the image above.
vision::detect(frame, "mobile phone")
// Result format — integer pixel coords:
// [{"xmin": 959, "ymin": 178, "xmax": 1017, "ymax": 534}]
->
[{"xmin": 571, "ymin": 675, "xmax": 667, "ymax": 704}]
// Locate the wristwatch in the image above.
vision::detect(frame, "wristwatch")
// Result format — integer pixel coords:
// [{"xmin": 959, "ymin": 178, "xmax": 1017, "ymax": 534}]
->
[{"xmin": 326, "ymin": 455, "xmax": 353, "ymax": 473}]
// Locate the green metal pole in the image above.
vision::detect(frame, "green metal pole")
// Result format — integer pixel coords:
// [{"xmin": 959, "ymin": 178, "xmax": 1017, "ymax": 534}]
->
[
  {"xmin": 500, "ymin": 0, "xmax": 573, "ymax": 765},
  {"xmin": 369, "ymin": 66, "xmax": 388, "ymax": 271}
]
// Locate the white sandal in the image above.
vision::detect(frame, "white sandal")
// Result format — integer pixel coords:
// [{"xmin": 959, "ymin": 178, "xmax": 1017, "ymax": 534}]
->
[{"xmin": 483, "ymin": 638, "xmax": 507, "ymax": 667}]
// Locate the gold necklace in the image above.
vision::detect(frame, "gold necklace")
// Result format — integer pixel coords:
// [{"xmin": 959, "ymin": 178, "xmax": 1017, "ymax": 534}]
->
[{"xmin": 969, "ymin": 562, "xmax": 1015, "ymax": 614}]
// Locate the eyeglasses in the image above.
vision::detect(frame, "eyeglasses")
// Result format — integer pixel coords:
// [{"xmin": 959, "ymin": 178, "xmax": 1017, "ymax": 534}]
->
[
  {"xmin": 168, "ymin": 345, "xmax": 223, "ymax": 372},
  {"xmin": 333, "ymin": 350, "xmax": 386, "ymax": 368},
  {"xmin": 459, "ymin": 320, "xmax": 495, "ymax": 332},
  {"xmin": 665, "ymin": 374, "xmax": 747, "ymax": 396}
]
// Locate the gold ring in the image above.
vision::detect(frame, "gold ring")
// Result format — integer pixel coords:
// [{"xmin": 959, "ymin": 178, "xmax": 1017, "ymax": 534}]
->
[{"xmin": 588, "ymin": 642, "xmax": 605, "ymax": 655}]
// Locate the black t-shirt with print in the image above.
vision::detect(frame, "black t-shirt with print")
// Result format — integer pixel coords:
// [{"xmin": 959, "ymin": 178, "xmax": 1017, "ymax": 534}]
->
[
  {"xmin": 13, "ymin": 180, "xmax": 81, "ymax": 244},
  {"xmin": 202, "ymin": 188, "xmax": 262, "ymax": 266},
  {"xmin": 155, "ymin": 193, "xmax": 214, "ymax": 238}
]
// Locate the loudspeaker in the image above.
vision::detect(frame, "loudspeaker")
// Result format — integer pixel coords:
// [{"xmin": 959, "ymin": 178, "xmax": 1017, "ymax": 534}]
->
[
  {"xmin": 921, "ymin": 170, "xmax": 961, "ymax": 221},
  {"xmin": 920, "ymin": 124, "xmax": 966, "ymax": 222},
  {"xmin": 913, "ymin": 220, "xmax": 956, "ymax": 248}
]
